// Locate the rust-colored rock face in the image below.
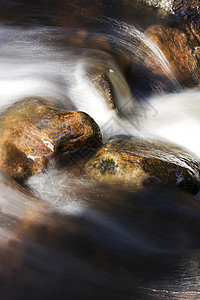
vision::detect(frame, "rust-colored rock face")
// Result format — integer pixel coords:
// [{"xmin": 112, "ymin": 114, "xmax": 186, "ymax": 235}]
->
[
  {"xmin": 141, "ymin": 0, "xmax": 200, "ymax": 87},
  {"xmin": 0, "ymin": 98, "xmax": 102, "ymax": 181},
  {"xmin": 173, "ymin": 0, "xmax": 200, "ymax": 42},
  {"xmin": 85, "ymin": 138, "xmax": 200, "ymax": 194},
  {"xmin": 144, "ymin": 24, "xmax": 200, "ymax": 86}
]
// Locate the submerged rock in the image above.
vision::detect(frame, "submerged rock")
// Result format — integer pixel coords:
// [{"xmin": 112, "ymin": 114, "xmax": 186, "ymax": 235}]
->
[
  {"xmin": 0, "ymin": 98, "xmax": 102, "ymax": 182},
  {"xmin": 85, "ymin": 137, "xmax": 200, "ymax": 194}
]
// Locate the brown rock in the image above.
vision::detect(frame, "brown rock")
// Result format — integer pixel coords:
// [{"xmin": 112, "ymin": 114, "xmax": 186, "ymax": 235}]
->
[
  {"xmin": 172, "ymin": 0, "xmax": 200, "ymax": 58},
  {"xmin": 0, "ymin": 98, "xmax": 102, "ymax": 181},
  {"xmin": 85, "ymin": 137, "xmax": 200, "ymax": 194},
  {"xmin": 139, "ymin": 1, "xmax": 200, "ymax": 87},
  {"xmin": 88, "ymin": 71, "xmax": 115, "ymax": 109},
  {"xmin": 143, "ymin": 23, "xmax": 200, "ymax": 86},
  {"xmin": 172, "ymin": 0, "xmax": 200, "ymax": 25}
]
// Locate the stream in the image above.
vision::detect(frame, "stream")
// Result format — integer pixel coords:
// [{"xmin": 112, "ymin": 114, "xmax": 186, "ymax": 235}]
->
[{"xmin": 0, "ymin": 0, "xmax": 200, "ymax": 299}]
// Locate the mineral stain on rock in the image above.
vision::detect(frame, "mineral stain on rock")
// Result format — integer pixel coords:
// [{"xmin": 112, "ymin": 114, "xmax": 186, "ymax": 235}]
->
[
  {"xmin": 0, "ymin": 98, "xmax": 102, "ymax": 182},
  {"xmin": 85, "ymin": 137, "xmax": 200, "ymax": 194}
]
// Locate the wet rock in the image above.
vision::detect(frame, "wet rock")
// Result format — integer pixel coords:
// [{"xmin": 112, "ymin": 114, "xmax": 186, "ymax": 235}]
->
[
  {"xmin": 85, "ymin": 137, "xmax": 200, "ymax": 194},
  {"xmin": 172, "ymin": 0, "xmax": 200, "ymax": 48},
  {"xmin": 88, "ymin": 71, "xmax": 115, "ymax": 109},
  {"xmin": 140, "ymin": 0, "xmax": 200, "ymax": 87},
  {"xmin": 173, "ymin": 0, "xmax": 200, "ymax": 25},
  {"xmin": 81, "ymin": 51, "xmax": 133, "ymax": 115},
  {"xmin": 143, "ymin": 23, "xmax": 200, "ymax": 86},
  {"xmin": 0, "ymin": 98, "xmax": 102, "ymax": 182}
]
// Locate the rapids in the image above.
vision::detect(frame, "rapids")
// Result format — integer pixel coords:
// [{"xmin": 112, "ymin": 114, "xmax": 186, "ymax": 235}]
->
[{"xmin": 0, "ymin": 1, "xmax": 200, "ymax": 299}]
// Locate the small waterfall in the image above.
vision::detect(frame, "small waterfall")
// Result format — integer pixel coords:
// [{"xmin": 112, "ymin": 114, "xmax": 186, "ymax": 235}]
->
[
  {"xmin": 105, "ymin": 18, "xmax": 178, "ymax": 80},
  {"xmin": 0, "ymin": 22, "xmax": 199, "ymax": 155}
]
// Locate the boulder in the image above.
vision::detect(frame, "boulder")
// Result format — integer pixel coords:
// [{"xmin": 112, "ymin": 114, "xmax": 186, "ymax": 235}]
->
[
  {"xmin": 0, "ymin": 98, "xmax": 102, "ymax": 181},
  {"xmin": 85, "ymin": 137, "xmax": 200, "ymax": 194},
  {"xmin": 143, "ymin": 23, "xmax": 200, "ymax": 86},
  {"xmin": 140, "ymin": 0, "xmax": 200, "ymax": 87}
]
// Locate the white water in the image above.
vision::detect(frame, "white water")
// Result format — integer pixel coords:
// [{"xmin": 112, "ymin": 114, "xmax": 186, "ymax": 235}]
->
[
  {"xmin": 104, "ymin": 18, "xmax": 179, "ymax": 85},
  {"xmin": 0, "ymin": 21, "xmax": 199, "ymax": 210},
  {"xmin": 0, "ymin": 16, "xmax": 200, "ymax": 300},
  {"xmin": 140, "ymin": 90, "xmax": 200, "ymax": 158}
]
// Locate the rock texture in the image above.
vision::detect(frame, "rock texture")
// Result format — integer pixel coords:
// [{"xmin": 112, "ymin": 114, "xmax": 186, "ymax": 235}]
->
[
  {"xmin": 141, "ymin": 0, "xmax": 200, "ymax": 87},
  {"xmin": 173, "ymin": 0, "xmax": 200, "ymax": 24},
  {"xmin": 85, "ymin": 137, "xmax": 200, "ymax": 194},
  {"xmin": 0, "ymin": 98, "xmax": 102, "ymax": 181},
  {"xmin": 89, "ymin": 71, "xmax": 115, "ymax": 109},
  {"xmin": 145, "ymin": 24, "xmax": 200, "ymax": 86}
]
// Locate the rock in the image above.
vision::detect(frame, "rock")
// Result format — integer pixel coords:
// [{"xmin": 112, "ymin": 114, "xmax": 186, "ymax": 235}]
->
[
  {"xmin": 85, "ymin": 137, "xmax": 200, "ymax": 194},
  {"xmin": 139, "ymin": 0, "xmax": 200, "ymax": 87},
  {"xmin": 88, "ymin": 71, "xmax": 115, "ymax": 109},
  {"xmin": 172, "ymin": 0, "xmax": 200, "ymax": 47},
  {"xmin": 0, "ymin": 98, "xmax": 102, "ymax": 182},
  {"xmin": 172, "ymin": 0, "xmax": 200, "ymax": 25},
  {"xmin": 142, "ymin": 23, "xmax": 200, "ymax": 86}
]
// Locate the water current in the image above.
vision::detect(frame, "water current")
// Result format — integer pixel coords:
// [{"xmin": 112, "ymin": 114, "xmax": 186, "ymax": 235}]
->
[{"xmin": 0, "ymin": 1, "xmax": 200, "ymax": 299}]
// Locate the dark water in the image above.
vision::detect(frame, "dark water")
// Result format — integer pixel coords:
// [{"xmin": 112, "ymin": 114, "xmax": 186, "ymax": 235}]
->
[{"xmin": 0, "ymin": 1, "xmax": 200, "ymax": 299}]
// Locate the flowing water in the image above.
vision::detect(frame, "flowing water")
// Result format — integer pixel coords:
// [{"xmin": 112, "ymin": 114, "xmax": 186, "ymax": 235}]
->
[{"xmin": 0, "ymin": 1, "xmax": 200, "ymax": 299}]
